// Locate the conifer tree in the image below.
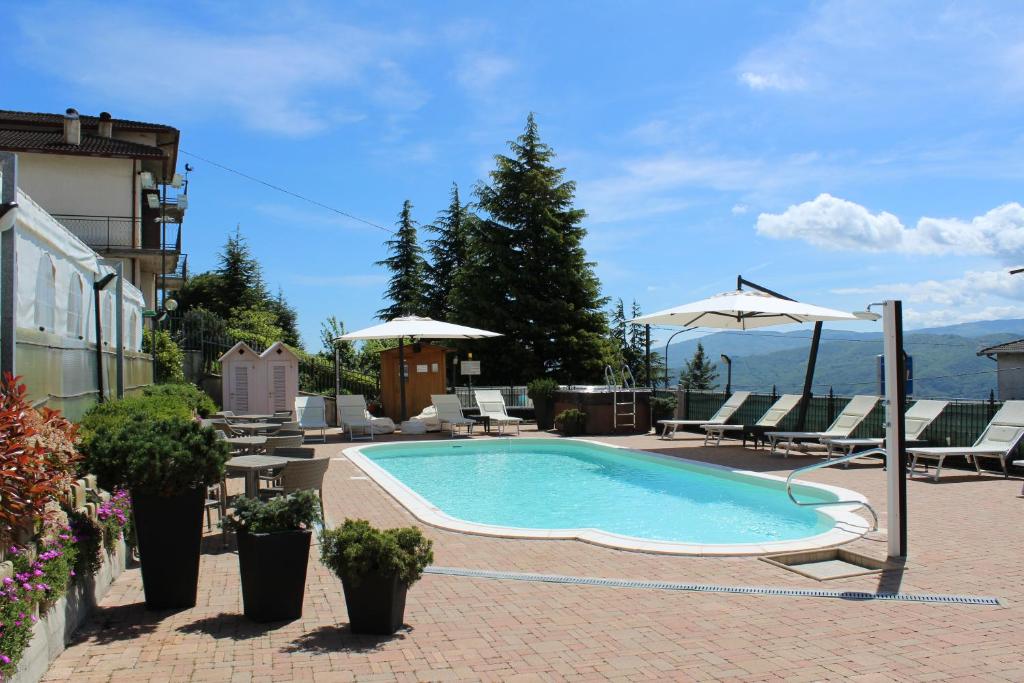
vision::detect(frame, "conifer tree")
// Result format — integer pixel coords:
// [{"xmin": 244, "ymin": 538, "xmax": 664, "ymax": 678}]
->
[
  {"xmin": 217, "ymin": 227, "xmax": 266, "ymax": 313},
  {"xmin": 456, "ymin": 114, "xmax": 609, "ymax": 383},
  {"xmin": 680, "ymin": 342, "xmax": 719, "ymax": 390},
  {"xmin": 376, "ymin": 200, "xmax": 428, "ymax": 320},
  {"xmin": 425, "ymin": 183, "xmax": 473, "ymax": 320}
]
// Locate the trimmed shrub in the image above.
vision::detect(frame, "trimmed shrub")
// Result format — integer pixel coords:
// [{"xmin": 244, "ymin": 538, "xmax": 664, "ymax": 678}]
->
[
  {"xmin": 554, "ymin": 408, "xmax": 587, "ymax": 436},
  {"xmin": 222, "ymin": 490, "xmax": 321, "ymax": 534},
  {"xmin": 320, "ymin": 519, "xmax": 433, "ymax": 588},
  {"xmin": 142, "ymin": 383, "xmax": 217, "ymax": 418}
]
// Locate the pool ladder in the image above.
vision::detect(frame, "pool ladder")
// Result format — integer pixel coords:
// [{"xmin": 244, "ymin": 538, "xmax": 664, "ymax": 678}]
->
[
  {"xmin": 605, "ymin": 365, "xmax": 637, "ymax": 431},
  {"xmin": 785, "ymin": 449, "xmax": 881, "ymax": 531}
]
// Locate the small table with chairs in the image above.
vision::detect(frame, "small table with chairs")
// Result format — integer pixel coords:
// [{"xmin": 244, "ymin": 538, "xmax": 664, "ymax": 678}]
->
[
  {"xmin": 226, "ymin": 454, "xmax": 300, "ymax": 497},
  {"xmin": 223, "ymin": 435, "xmax": 267, "ymax": 454},
  {"xmin": 229, "ymin": 421, "xmax": 280, "ymax": 435}
]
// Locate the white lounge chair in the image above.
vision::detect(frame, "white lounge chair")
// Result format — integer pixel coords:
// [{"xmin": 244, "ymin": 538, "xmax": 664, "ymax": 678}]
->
[
  {"xmin": 702, "ymin": 394, "xmax": 802, "ymax": 447},
  {"xmin": 907, "ymin": 400, "xmax": 1024, "ymax": 481},
  {"xmin": 475, "ymin": 390, "xmax": 523, "ymax": 435},
  {"xmin": 659, "ymin": 391, "xmax": 751, "ymax": 440},
  {"xmin": 821, "ymin": 399, "xmax": 948, "ymax": 461},
  {"xmin": 766, "ymin": 395, "xmax": 879, "ymax": 457},
  {"xmin": 294, "ymin": 396, "xmax": 329, "ymax": 443},
  {"xmin": 431, "ymin": 394, "xmax": 476, "ymax": 437},
  {"xmin": 336, "ymin": 394, "xmax": 395, "ymax": 442}
]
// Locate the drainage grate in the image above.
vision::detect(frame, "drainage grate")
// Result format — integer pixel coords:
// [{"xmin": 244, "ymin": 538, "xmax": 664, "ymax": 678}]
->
[{"xmin": 424, "ymin": 566, "xmax": 1001, "ymax": 606}]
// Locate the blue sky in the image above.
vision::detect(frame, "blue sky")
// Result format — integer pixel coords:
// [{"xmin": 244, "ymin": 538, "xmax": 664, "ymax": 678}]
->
[{"xmin": 6, "ymin": 0, "xmax": 1024, "ymax": 351}]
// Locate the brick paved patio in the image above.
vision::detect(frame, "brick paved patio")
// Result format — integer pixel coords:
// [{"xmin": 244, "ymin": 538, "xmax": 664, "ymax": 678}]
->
[{"xmin": 43, "ymin": 428, "xmax": 1024, "ymax": 681}]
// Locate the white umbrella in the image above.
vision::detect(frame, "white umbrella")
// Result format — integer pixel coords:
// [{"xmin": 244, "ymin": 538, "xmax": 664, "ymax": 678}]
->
[
  {"xmin": 335, "ymin": 316, "xmax": 502, "ymax": 420},
  {"xmin": 631, "ymin": 289, "xmax": 858, "ymax": 330}
]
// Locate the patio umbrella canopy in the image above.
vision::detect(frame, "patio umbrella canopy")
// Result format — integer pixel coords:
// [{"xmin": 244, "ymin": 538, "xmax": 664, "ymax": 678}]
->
[
  {"xmin": 631, "ymin": 289, "xmax": 859, "ymax": 329},
  {"xmin": 335, "ymin": 316, "xmax": 502, "ymax": 421}
]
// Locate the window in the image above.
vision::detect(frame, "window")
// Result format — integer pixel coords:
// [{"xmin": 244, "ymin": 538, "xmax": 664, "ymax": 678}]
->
[
  {"xmin": 66, "ymin": 273, "xmax": 84, "ymax": 338},
  {"xmin": 34, "ymin": 254, "xmax": 56, "ymax": 332}
]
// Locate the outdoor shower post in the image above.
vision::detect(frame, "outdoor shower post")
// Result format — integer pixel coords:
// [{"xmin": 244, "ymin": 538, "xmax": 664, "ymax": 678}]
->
[{"xmin": 882, "ymin": 300, "xmax": 908, "ymax": 559}]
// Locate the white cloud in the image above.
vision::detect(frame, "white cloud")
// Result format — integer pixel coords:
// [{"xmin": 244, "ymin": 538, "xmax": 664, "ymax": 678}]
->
[
  {"xmin": 14, "ymin": 4, "xmax": 423, "ymax": 136},
  {"xmin": 731, "ymin": 203, "xmax": 749, "ymax": 215},
  {"xmin": 456, "ymin": 54, "xmax": 517, "ymax": 94},
  {"xmin": 739, "ymin": 71, "xmax": 807, "ymax": 92},
  {"xmin": 757, "ymin": 194, "xmax": 1024, "ymax": 260}
]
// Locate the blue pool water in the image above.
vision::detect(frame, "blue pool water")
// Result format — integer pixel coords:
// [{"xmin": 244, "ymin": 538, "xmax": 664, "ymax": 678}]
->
[{"xmin": 362, "ymin": 439, "xmax": 837, "ymax": 545}]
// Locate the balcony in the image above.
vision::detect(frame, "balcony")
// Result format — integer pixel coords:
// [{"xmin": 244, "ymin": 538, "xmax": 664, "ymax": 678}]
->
[
  {"xmin": 53, "ymin": 214, "xmax": 181, "ymax": 275},
  {"xmin": 162, "ymin": 253, "xmax": 188, "ymax": 290}
]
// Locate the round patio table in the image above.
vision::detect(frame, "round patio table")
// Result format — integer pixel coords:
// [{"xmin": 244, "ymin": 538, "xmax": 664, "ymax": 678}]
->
[
  {"xmin": 223, "ymin": 435, "xmax": 267, "ymax": 454},
  {"xmin": 230, "ymin": 422, "xmax": 278, "ymax": 435},
  {"xmin": 229, "ymin": 414, "xmax": 276, "ymax": 422},
  {"xmin": 225, "ymin": 454, "xmax": 300, "ymax": 498}
]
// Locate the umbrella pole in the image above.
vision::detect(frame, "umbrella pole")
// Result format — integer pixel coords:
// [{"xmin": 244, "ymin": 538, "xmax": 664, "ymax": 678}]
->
[
  {"xmin": 398, "ymin": 337, "xmax": 407, "ymax": 422},
  {"xmin": 795, "ymin": 321, "xmax": 822, "ymax": 431}
]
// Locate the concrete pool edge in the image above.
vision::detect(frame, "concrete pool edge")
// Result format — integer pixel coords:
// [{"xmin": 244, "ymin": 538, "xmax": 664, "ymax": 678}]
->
[{"xmin": 341, "ymin": 438, "xmax": 872, "ymax": 557}]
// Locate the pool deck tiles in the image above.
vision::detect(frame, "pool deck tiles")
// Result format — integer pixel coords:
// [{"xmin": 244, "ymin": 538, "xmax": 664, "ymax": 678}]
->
[{"xmin": 42, "ymin": 426, "xmax": 1024, "ymax": 681}]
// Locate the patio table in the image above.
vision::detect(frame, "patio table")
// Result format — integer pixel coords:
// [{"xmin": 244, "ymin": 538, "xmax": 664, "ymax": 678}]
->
[
  {"xmin": 225, "ymin": 455, "xmax": 300, "ymax": 497},
  {"xmin": 229, "ymin": 414, "xmax": 276, "ymax": 422},
  {"xmin": 223, "ymin": 436, "xmax": 267, "ymax": 454},
  {"xmin": 229, "ymin": 422, "xmax": 278, "ymax": 435}
]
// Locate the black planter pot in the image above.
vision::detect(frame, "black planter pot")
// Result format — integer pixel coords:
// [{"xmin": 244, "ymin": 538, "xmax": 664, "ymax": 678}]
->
[
  {"xmin": 341, "ymin": 573, "xmax": 408, "ymax": 635},
  {"xmin": 132, "ymin": 488, "xmax": 205, "ymax": 610},
  {"xmin": 237, "ymin": 529, "xmax": 311, "ymax": 622},
  {"xmin": 534, "ymin": 398, "xmax": 555, "ymax": 431}
]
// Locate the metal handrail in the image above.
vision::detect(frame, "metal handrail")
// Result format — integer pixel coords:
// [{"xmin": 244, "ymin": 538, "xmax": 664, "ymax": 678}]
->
[
  {"xmin": 621, "ymin": 365, "xmax": 636, "ymax": 390},
  {"xmin": 785, "ymin": 448, "xmax": 882, "ymax": 531},
  {"xmin": 604, "ymin": 365, "xmax": 616, "ymax": 391}
]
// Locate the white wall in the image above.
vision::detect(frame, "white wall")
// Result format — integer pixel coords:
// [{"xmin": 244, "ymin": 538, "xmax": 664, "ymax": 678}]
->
[
  {"xmin": 17, "ymin": 154, "xmax": 134, "ymax": 218},
  {"xmin": 996, "ymin": 354, "xmax": 1024, "ymax": 400}
]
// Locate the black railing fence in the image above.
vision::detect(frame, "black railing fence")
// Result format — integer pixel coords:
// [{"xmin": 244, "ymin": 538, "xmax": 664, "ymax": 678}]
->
[
  {"xmin": 164, "ymin": 314, "xmax": 378, "ymax": 397},
  {"xmin": 677, "ymin": 389, "xmax": 1002, "ymax": 448}
]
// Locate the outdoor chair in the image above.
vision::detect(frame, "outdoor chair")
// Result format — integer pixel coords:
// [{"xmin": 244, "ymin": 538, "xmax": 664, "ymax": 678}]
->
[
  {"xmin": 907, "ymin": 400, "xmax": 1024, "ymax": 481},
  {"xmin": 474, "ymin": 390, "xmax": 523, "ymax": 435},
  {"xmin": 337, "ymin": 394, "xmax": 396, "ymax": 441},
  {"xmin": 258, "ymin": 457, "xmax": 330, "ymax": 520},
  {"xmin": 274, "ymin": 410, "xmax": 293, "ymax": 418},
  {"xmin": 702, "ymin": 394, "xmax": 801, "ymax": 447},
  {"xmin": 272, "ymin": 447, "xmax": 316, "ymax": 458},
  {"xmin": 820, "ymin": 399, "xmax": 948, "ymax": 462},
  {"xmin": 295, "ymin": 396, "xmax": 329, "ymax": 443},
  {"xmin": 263, "ymin": 434, "xmax": 305, "ymax": 454},
  {"xmin": 659, "ymin": 391, "xmax": 751, "ymax": 440},
  {"xmin": 278, "ymin": 420, "xmax": 301, "ymax": 431},
  {"xmin": 765, "ymin": 395, "xmax": 879, "ymax": 457},
  {"xmin": 431, "ymin": 394, "xmax": 476, "ymax": 437}
]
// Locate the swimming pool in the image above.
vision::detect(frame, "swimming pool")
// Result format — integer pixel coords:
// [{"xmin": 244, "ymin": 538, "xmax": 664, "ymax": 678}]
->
[{"xmin": 344, "ymin": 438, "xmax": 870, "ymax": 555}]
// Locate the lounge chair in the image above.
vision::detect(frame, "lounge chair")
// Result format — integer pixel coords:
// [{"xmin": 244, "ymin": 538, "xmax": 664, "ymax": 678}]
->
[
  {"xmin": 765, "ymin": 395, "xmax": 879, "ymax": 457},
  {"xmin": 294, "ymin": 396, "xmax": 329, "ymax": 443},
  {"xmin": 337, "ymin": 394, "xmax": 396, "ymax": 441},
  {"xmin": 907, "ymin": 400, "xmax": 1024, "ymax": 481},
  {"xmin": 659, "ymin": 391, "xmax": 751, "ymax": 440},
  {"xmin": 820, "ymin": 399, "xmax": 948, "ymax": 461},
  {"xmin": 702, "ymin": 394, "xmax": 801, "ymax": 447},
  {"xmin": 431, "ymin": 394, "xmax": 476, "ymax": 437},
  {"xmin": 474, "ymin": 390, "xmax": 523, "ymax": 435}
]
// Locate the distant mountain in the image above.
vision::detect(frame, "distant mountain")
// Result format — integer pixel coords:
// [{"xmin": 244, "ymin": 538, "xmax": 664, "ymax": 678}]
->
[{"xmin": 661, "ymin": 319, "xmax": 1024, "ymax": 399}]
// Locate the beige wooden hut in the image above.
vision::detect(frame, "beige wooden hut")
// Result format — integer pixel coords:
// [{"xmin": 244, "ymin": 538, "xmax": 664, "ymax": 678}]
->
[
  {"xmin": 219, "ymin": 342, "xmax": 262, "ymax": 414},
  {"xmin": 260, "ymin": 342, "xmax": 300, "ymax": 414}
]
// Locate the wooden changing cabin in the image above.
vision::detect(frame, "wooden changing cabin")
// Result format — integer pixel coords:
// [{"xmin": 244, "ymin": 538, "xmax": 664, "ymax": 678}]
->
[
  {"xmin": 219, "ymin": 341, "xmax": 300, "ymax": 414},
  {"xmin": 379, "ymin": 343, "xmax": 448, "ymax": 420}
]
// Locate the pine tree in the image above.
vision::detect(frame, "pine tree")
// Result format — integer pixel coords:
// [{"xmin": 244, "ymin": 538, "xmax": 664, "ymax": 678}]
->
[
  {"xmin": 455, "ymin": 113, "xmax": 609, "ymax": 383},
  {"xmin": 680, "ymin": 342, "xmax": 719, "ymax": 390},
  {"xmin": 265, "ymin": 288, "xmax": 301, "ymax": 347},
  {"xmin": 376, "ymin": 200, "xmax": 428, "ymax": 321},
  {"xmin": 425, "ymin": 183, "xmax": 473, "ymax": 320},
  {"xmin": 217, "ymin": 227, "xmax": 266, "ymax": 313},
  {"xmin": 610, "ymin": 299, "xmax": 628, "ymax": 351}
]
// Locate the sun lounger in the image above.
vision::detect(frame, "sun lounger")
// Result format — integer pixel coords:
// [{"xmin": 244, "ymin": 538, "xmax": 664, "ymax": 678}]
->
[
  {"xmin": 659, "ymin": 391, "xmax": 751, "ymax": 440},
  {"xmin": 821, "ymin": 399, "xmax": 948, "ymax": 461},
  {"xmin": 475, "ymin": 390, "xmax": 523, "ymax": 435},
  {"xmin": 907, "ymin": 400, "xmax": 1024, "ymax": 481},
  {"xmin": 431, "ymin": 394, "xmax": 476, "ymax": 437},
  {"xmin": 702, "ymin": 394, "xmax": 801, "ymax": 447},
  {"xmin": 294, "ymin": 396, "xmax": 329, "ymax": 443},
  {"xmin": 337, "ymin": 394, "xmax": 396, "ymax": 442},
  {"xmin": 765, "ymin": 395, "xmax": 879, "ymax": 457}
]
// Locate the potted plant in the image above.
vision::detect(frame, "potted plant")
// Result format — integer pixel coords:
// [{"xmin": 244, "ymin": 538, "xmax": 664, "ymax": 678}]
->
[
  {"xmin": 82, "ymin": 413, "xmax": 228, "ymax": 610},
  {"xmin": 554, "ymin": 408, "xmax": 587, "ymax": 436},
  {"xmin": 221, "ymin": 491, "xmax": 321, "ymax": 622},
  {"xmin": 649, "ymin": 395, "xmax": 678, "ymax": 435},
  {"xmin": 320, "ymin": 519, "xmax": 434, "ymax": 635},
  {"xmin": 527, "ymin": 378, "xmax": 560, "ymax": 431}
]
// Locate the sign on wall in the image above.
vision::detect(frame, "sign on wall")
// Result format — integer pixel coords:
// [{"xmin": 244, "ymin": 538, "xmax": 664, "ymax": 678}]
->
[{"xmin": 460, "ymin": 360, "xmax": 481, "ymax": 376}]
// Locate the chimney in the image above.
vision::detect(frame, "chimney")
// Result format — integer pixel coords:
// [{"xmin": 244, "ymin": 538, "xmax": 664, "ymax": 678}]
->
[
  {"xmin": 63, "ymin": 108, "xmax": 81, "ymax": 145},
  {"xmin": 98, "ymin": 111, "xmax": 113, "ymax": 138}
]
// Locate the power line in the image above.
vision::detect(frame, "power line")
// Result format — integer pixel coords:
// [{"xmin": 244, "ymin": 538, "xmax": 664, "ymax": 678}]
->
[{"xmin": 180, "ymin": 149, "xmax": 395, "ymax": 235}]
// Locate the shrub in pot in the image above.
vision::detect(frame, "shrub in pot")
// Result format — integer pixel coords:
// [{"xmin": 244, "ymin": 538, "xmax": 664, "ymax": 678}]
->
[
  {"xmin": 649, "ymin": 395, "xmax": 678, "ymax": 435},
  {"xmin": 320, "ymin": 519, "xmax": 433, "ymax": 635},
  {"xmin": 554, "ymin": 408, "xmax": 587, "ymax": 436},
  {"xmin": 81, "ymin": 413, "xmax": 228, "ymax": 610},
  {"xmin": 527, "ymin": 378, "xmax": 560, "ymax": 431},
  {"xmin": 221, "ymin": 491, "xmax": 321, "ymax": 622}
]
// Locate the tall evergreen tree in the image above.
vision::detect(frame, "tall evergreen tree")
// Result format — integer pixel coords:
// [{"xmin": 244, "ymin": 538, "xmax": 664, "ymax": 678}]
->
[
  {"xmin": 680, "ymin": 342, "xmax": 719, "ymax": 390},
  {"xmin": 217, "ymin": 227, "xmax": 266, "ymax": 313},
  {"xmin": 376, "ymin": 200, "xmax": 428, "ymax": 320},
  {"xmin": 266, "ymin": 287, "xmax": 301, "ymax": 347},
  {"xmin": 425, "ymin": 183, "xmax": 474, "ymax": 320},
  {"xmin": 454, "ymin": 114, "xmax": 610, "ymax": 383}
]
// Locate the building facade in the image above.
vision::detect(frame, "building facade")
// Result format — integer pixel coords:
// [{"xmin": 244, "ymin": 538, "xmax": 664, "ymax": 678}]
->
[
  {"xmin": 978, "ymin": 339, "xmax": 1024, "ymax": 400},
  {"xmin": 0, "ymin": 108, "xmax": 188, "ymax": 310}
]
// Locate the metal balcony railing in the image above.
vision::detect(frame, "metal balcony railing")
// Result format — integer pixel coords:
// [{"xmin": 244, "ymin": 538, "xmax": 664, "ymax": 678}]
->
[
  {"xmin": 164, "ymin": 253, "xmax": 188, "ymax": 280},
  {"xmin": 54, "ymin": 214, "xmax": 136, "ymax": 248}
]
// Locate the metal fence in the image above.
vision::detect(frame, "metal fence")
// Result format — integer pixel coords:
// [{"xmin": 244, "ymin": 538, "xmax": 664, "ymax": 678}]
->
[
  {"xmin": 677, "ymin": 389, "xmax": 1002, "ymax": 448},
  {"xmin": 452, "ymin": 385, "xmax": 532, "ymax": 409}
]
